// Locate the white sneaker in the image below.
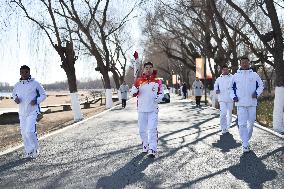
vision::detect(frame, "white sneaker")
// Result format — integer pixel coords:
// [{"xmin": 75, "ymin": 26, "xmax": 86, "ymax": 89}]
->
[
  {"xmin": 242, "ymin": 146, "xmax": 250, "ymax": 153},
  {"xmin": 25, "ymin": 151, "xmax": 33, "ymax": 158},
  {"xmin": 30, "ymin": 149, "xmax": 39, "ymax": 159},
  {"xmin": 222, "ymin": 129, "xmax": 228, "ymax": 134},
  {"xmin": 142, "ymin": 144, "xmax": 148, "ymax": 153}
]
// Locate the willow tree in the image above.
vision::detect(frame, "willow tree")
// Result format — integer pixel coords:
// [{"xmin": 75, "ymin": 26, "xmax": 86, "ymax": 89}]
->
[
  {"xmin": 11, "ymin": 0, "xmax": 83, "ymax": 121},
  {"xmin": 58, "ymin": 0, "xmax": 139, "ymax": 108},
  {"xmin": 109, "ymin": 32, "xmax": 133, "ymax": 89}
]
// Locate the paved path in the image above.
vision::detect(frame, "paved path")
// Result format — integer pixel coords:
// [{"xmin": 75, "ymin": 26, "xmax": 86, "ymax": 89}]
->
[{"xmin": 0, "ymin": 96, "xmax": 283, "ymax": 189}]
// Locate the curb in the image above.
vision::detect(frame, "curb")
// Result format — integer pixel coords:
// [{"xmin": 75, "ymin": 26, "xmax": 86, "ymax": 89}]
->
[
  {"xmin": 231, "ymin": 114, "xmax": 284, "ymax": 139},
  {"xmin": 0, "ymin": 100, "xmax": 130, "ymax": 156},
  {"xmin": 206, "ymin": 104, "xmax": 284, "ymax": 139},
  {"xmin": 166, "ymin": 96, "xmax": 284, "ymax": 140}
]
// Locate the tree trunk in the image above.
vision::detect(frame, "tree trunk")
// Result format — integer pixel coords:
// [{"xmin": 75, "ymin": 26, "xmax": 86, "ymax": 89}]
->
[
  {"xmin": 274, "ymin": 54, "xmax": 284, "ymax": 87},
  {"xmin": 273, "ymin": 87, "xmax": 284, "ymax": 133},
  {"xmin": 59, "ymin": 42, "xmax": 83, "ymax": 121},
  {"xmin": 100, "ymin": 66, "xmax": 111, "ymax": 89},
  {"xmin": 272, "ymin": 52, "xmax": 284, "ymax": 133},
  {"xmin": 99, "ymin": 65, "xmax": 112, "ymax": 109},
  {"xmin": 112, "ymin": 70, "xmax": 121, "ymax": 89},
  {"xmin": 105, "ymin": 88, "xmax": 113, "ymax": 109},
  {"xmin": 65, "ymin": 68, "xmax": 77, "ymax": 93}
]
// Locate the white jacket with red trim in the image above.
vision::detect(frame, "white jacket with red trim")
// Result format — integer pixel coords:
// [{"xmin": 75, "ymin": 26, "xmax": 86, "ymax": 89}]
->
[{"xmin": 130, "ymin": 72, "xmax": 164, "ymax": 113}]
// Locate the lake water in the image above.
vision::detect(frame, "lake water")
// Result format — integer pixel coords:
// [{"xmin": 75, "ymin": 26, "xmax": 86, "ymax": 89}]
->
[{"xmin": 0, "ymin": 92, "xmax": 12, "ymax": 97}]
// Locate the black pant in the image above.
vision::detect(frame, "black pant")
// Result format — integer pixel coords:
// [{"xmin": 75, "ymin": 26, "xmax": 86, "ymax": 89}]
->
[
  {"xmin": 183, "ymin": 92, "xmax": 187, "ymax": 99},
  {"xmin": 122, "ymin": 99, "xmax": 126, "ymax": 108},
  {"xmin": 195, "ymin": 96, "xmax": 201, "ymax": 105}
]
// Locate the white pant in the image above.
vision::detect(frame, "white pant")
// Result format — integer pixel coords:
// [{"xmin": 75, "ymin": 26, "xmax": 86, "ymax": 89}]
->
[
  {"xmin": 138, "ymin": 111, "xmax": 158, "ymax": 151},
  {"xmin": 19, "ymin": 114, "xmax": 39, "ymax": 154},
  {"xmin": 219, "ymin": 102, "xmax": 233, "ymax": 130},
  {"xmin": 237, "ymin": 106, "xmax": 256, "ymax": 147}
]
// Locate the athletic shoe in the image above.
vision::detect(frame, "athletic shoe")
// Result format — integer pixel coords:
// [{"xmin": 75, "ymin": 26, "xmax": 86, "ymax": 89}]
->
[
  {"xmin": 25, "ymin": 151, "xmax": 33, "ymax": 158},
  {"xmin": 142, "ymin": 144, "xmax": 148, "ymax": 153},
  {"xmin": 30, "ymin": 149, "xmax": 39, "ymax": 159},
  {"xmin": 148, "ymin": 149, "xmax": 156, "ymax": 158},
  {"xmin": 242, "ymin": 146, "xmax": 250, "ymax": 153},
  {"xmin": 222, "ymin": 129, "xmax": 229, "ymax": 134}
]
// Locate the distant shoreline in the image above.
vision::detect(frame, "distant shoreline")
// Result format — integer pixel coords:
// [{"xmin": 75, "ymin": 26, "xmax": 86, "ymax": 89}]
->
[
  {"xmin": 0, "ymin": 89, "xmax": 108, "ymax": 98},
  {"xmin": 0, "ymin": 92, "xmax": 12, "ymax": 98}
]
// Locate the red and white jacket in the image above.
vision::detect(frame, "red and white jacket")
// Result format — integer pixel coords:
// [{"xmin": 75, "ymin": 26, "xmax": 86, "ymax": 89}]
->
[{"xmin": 130, "ymin": 71, "xmax": 164, "ymax": 113}]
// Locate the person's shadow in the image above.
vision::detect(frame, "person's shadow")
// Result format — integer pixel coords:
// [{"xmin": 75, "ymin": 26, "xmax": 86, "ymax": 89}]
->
[
  {"xmin": 229, "ymin": 152, "xmax": 277, "ymax": 189},
  {"xmin": 212, "ymin": 133, "xmax": 241, "ymax": 152},
  {"xmin": 96, "ymin": 153, "xmax": 157, "ymax": 189}
]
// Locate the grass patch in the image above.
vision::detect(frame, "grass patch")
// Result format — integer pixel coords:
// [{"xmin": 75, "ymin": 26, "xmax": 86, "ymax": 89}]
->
[
  {"xmin": 231, "ymin": 95, "xmax": 274, "ymax": 128},
  {"xmin": 257, "ymin": 96, "xmax": 274, "ymax": 128}
]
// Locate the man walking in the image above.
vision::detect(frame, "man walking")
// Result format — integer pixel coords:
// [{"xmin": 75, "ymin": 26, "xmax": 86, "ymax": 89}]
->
[
  {"xmin": 130, "ymin": 62, "xmax": 164, "ymax": 158},
  {"xmin": 214, "ymin": 65, "xmax": 233, "ymax": 134},
  {"xmin": 119, "ymin": 81, "xmax": 129, "ymax": 108},
  {"xmin": 230, "ymin": 57, "xmax": 264, "ymax": 153},
  {"xmin": 13, "ymin": 65, "xmax": 46, "ymax": 158}
]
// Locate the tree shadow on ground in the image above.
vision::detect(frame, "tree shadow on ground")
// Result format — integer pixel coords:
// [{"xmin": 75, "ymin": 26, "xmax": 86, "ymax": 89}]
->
[
  {"xmin": 174, "ymin": 148, "xmax": 281, "ymax": 189},
  {"xmin": 0, "ymin": 157, "xmax": 31, "ymax": 174},
  {"xmin": 95, "ymin": 153, "xmax": 158, "ymax": 189},
  {"xmin": 212, "ymin": 132, "xmax": 242, "ymax": 152},
  {"xmin": 229, "ymin": 151, "xmax": 277, "ymax": 189},
  {"xmin": 158, "ymin": 114, "xmax": 219, "ymax": 154}
]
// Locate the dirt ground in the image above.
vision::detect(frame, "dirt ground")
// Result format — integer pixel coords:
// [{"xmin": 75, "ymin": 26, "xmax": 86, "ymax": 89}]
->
[{"xmin": 0, "ymin": 91, "xmax": 118, "ymax": 152}]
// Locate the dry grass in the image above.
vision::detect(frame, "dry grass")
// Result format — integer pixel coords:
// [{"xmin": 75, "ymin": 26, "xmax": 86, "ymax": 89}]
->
[{"xmin": 0, "ymin": 91, "xmax": 118, "ymax": 152}]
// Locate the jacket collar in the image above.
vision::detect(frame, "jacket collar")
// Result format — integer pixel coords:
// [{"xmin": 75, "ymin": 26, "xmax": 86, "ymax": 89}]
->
[
  {"xmin": 19, "ymin": 76, "xmax": 34, "ymax": 84},
  {"xmin": 237, "ymin": 69, "xmax": 253, "ymax": 74}
]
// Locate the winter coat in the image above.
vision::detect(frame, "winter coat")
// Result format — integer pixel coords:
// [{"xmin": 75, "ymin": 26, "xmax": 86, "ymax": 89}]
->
[
  {"xmin": 230, "ymin": 69, "xmax": 264, "ymax": 107},
  {"xmin": 12, "ymin": 78, "xmax": 46, "ymax": 116},
  {"xmin": 192, "ymin": 80, "xmax": 203, "ymax": 96},
  {"xmin": 130, "ymin": 71, "xmax": 164, "ymax": 113},
  {"xmin": 119, "ymin": 84, "xmax": 129, "ymax": 99},
  {"xmin": 214, "ymin": 74, "xmax": 233, "ymax": 103},
  {"xmin": 182, "ymin": 84, "xmax": 187, "ymax": 93}
]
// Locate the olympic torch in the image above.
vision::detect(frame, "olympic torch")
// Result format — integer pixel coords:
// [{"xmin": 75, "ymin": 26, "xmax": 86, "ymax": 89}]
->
[{"xmin": 132, "ymin": 51, "xmax": 140, "ymax": 80}]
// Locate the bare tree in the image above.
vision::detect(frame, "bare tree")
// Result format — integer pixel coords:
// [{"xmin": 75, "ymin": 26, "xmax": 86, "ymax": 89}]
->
[
  {"xmin": 11, "ymin": 0, "xmax": 83, "ymax": 121},
  {"xmin": 109, "ymin": 32, "xmax": 133, "ymax": 89},
  {"xmin": 225, "ymin": 0, "xmax": 284, "ymax": 134},
  {"xmin": 57, "ymin": 0, "xmax": 139, "ymax": 108}
]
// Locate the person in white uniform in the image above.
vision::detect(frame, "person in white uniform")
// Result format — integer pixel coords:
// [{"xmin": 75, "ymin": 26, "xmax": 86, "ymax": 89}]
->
[
  {"xmin": 230, "ymin": 57, "xmax": 264, "ymax": 153},
  {"xmin": 12, "ymin": 65, "xmax": 46, "ymax": 158},
  {"xmin": 130, "ymin": 62, "xmax": 164, "ymax": 158},
  {"xmin": 119, "ymin": 81, "xmax": 129, "ymax": 108},
  {"xmin": 214, "ymin": 65, "xmax": 233, "ymax": 134}
]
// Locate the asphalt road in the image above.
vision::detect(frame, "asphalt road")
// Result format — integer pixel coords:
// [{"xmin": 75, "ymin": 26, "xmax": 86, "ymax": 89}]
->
[{"xmin": 0, "ymin": 95, "xmax": 283, "ymax": 189}]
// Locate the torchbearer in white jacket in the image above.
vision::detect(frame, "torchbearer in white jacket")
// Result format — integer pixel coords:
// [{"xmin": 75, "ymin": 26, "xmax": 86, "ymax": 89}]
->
[
  {"xmin": 12, "ymin": 65, "xmax": 46, "ymax": 158},
  {"xmin": 230, "ymin": 57, "xmax": 264, "ymax": 153},
  {"xmin": 130, "ymin": 62, "xmax": 164, "ymax": 158},
  {"xmin": 214, "ymin": 65, "xmax": 233, "ymax": 134}
]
